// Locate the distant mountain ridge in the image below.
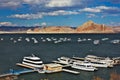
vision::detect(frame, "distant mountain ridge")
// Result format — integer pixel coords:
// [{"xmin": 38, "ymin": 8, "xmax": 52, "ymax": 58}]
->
[
  {"xmin": 0, "ymin": 21, "xmax": 120, "ymax": 33},
  {"xmin": 112, "ymin": 26, "xmax": 120, "ymax": 33},
  {"xmin": 27, "ymin": 21, "xmax": 115, "ymax": 33}
]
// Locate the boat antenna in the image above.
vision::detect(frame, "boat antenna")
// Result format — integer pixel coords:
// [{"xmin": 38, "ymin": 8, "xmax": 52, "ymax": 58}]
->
[{"xmin": 32, "ymin": 54, "xmax": 35, "ymax": 57}]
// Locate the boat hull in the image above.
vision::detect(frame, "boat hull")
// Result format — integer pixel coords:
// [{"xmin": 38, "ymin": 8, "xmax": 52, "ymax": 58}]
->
[
  {"xmin": 22, "ymin": 62, "xmax": 44, "ymax": 68},
  {"xmin": 71, "ymin": 65, "xmax": 96, "ymax": 71}
]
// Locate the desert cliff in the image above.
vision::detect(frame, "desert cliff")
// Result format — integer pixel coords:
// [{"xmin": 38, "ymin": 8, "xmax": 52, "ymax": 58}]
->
[
  {"xmin": 76, "ymin": 20, "xmax": 114, "ymax": 33},
  {"xmin": 27, "ymin": 21, "xmax": 115, "ymax": 33}
]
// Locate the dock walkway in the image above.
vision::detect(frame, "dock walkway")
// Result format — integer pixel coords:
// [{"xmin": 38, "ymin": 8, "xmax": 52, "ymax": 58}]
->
[
  {"xmin": 0, "ymin": 69, "xmax": 36, "ymax": 78},
  {"xmin": 62, "ymin": 69, "xmax": 80, "ymax": 74}
]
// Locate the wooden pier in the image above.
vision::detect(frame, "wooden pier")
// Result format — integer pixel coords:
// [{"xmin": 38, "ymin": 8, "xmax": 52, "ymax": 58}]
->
[
  {"xmin": 0, "ymin": 73, "xmax": 12, "ymax": 78},
  {"xmin": 62, "ymin": 69, "xmax": 80, "ymax": 74},
  {"xmin": 16, "ymin": 63, "xmax": 35, "ymax": 69}
]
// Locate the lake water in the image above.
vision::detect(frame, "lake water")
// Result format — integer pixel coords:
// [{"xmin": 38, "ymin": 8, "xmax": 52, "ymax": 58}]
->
[{"xmin": 0, "ymin": 34, "xmax": 120, "ymax": 80}]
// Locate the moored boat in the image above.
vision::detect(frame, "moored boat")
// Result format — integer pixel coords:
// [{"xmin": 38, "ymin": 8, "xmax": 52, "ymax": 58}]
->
[
  {"xmin": 85, "ymin": 55, "xmax": 114, "ymax": 67},
  {"xmin": 22, "ymin": 54, "xmax": 44, "ymax": 68},
  {"xmin": 58, "ymin": 57, "xmax": 73, "ymax": 64},
  {"xmin": 71, "ymin": 61, "xmax": 97, "ymax": 71}
]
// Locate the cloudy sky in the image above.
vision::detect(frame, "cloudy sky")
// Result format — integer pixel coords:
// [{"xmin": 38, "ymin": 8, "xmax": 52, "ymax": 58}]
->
[{"xmin": 0, "ymin": 0, "xmax": 120, "ymax": 27}]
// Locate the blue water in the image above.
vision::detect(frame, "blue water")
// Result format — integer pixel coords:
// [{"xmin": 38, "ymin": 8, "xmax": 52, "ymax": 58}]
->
[{"xmin": 0, "ymin": 34, "xmax": 120, "ymax": 80}]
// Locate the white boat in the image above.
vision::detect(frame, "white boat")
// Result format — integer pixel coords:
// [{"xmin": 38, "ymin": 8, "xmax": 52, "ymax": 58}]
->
[
  {"xmin": 22, "ymin": 54, "xmax": 44, "ymax": 68},
  {"xmin": 93, "ymin": 40, "xmax": 100, "ymax": 45},
  {"xmin": 58, "ymin": 57, "xmax": 73, "ymax": 64},
  {"xmin": 101, "ymin": 38, "xmax": 109, "ymax": 41},
  {"xmin": 90, "ymin": 62, "xmax": 110, "ymax": 67},
  {"xmin": 85, "ymin": 55, "xmax": 114, "ymax": 67},
  {"xmin": 110, "ymin": 40, "xmax": 120, "ymax": 44},
  {"xmin": 71, "ymin": 61, "xmax": 97, "ymax": 71},
  {"xmin": 25, "ymin": 38, "xmax": 30, "ymax": 42}
]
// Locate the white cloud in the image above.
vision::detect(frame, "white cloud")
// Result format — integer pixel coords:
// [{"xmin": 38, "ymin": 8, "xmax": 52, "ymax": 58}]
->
[
  {"xmin": 9, "ymin": 10, "xmax": 79, "ymax": 19},
  {"xmin": 96, "ymin": 6, "xmax": 112, "ymax": 10},
  {"xmin": 87, "ymin": 14, "xmax": 96, "ymax": 18},
  {"xmin": 34, "ymin": 23, "xmax": 40, "ymax": 26},
  {"xmin": 0, "ymin": 0, "xmax": 91, "ymax": 9},
  {"xmin": 80, "ymin": 6, "xmax": 119, "ymax": 13},
  {"xmin": 23, "ymin": 0, "xmax": 46, "ymax": 5},
  {"xmin": 0, "ymin": 22, "xmax": 17, "ymax": 26},
  {"xmin": 81, "ymin": 8, "xmax": 101, "ymax": 13},
  {"xmin": 41, "ymin": 22, "xmax": 47, "ymax": 26},
  {"xmin": 0, "ymin": 0, "xmax": 46, "ymax": 8},
  {"xmin": 0, "ymin": 0, "xmax": 21, "ymax": 8},
  {"xmin": 34, "ymin": 22, "xmax": 47, "ymax": 26},
  {"xmin": 9, "ymin": 13, "xmax": 43, "ymax": 20},
  {"xmin": 47, "ymin": 10, "xmax": 79, "ymax": 16},
  {"xmin": 46, "ymin": 0, "xmax": 73, "ymax": 7},
  {"xmin": 46, "ymin": 0, "xmax": 84, "ymax": 7},
  {"xmin": 107, "ymin": 22, "xmax": 120, "ymax": 26}
]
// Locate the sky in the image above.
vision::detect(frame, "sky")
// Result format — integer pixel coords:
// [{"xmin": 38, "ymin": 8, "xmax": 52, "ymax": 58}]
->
[{"xmin": 0, "ymin": 0, "xmax": 120, "ymax": 27}]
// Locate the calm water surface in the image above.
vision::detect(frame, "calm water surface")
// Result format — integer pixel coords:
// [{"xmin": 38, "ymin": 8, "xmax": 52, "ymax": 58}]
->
[{"xmin": 0, "ymin": 34, "xmax": 120, "ymax": 80}]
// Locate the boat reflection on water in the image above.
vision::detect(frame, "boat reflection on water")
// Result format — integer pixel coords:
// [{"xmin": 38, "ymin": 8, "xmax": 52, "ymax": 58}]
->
[
  {"xmin": 110, "ymin": 72, "xmax": 120, "ymax": 80},
  {"xmin": 93, "ymin": 72, "xmax": 120, "ymax": 80},
  {"xmin": 0, "ymin": 75, "xmax": 18, "ymax": 80}
]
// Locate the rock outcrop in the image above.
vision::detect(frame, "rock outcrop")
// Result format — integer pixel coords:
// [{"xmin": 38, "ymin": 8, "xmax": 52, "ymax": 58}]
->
[
  {"xmin": 76, "ymin": 20, "xmax": 114, "ymax": 33},
  {"xmin": 112, "ymin": 26, "xmax": 120, "ymax": 33}
]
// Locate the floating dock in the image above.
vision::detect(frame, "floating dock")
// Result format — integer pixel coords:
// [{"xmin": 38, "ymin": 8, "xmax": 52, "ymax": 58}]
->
[
  {"xmin": 16, "ymin": 63, "xmax": 35, "ymax": 69},
  {"xmin": 0, "ymin": 73, "xmax": 12, "ymax": 78},
  {"xmin": 62, "ymin": 69, "xmax": 80, "ymax": 74},
  {"xmin": 17, "ymin": 63, "xmax": 79, "ymax": 74}
]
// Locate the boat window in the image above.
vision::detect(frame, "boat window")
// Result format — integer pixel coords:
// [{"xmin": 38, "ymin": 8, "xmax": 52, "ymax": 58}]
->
[
  {"xmin": 23, "ymin": 61, "xmax": 43, "ymax": 65},
  {"xmin": 91, "ymin": 62, "xmax": 105, "ymax": 64},
  {"xmin": 25, "ymin": 58, "xmax": 41, "ymax": 61},
  {"xmin": 60, "ymin": 59, "xmax": 67, "ymax": 61},
  {"xmin": 75, "ymin": 64, "xmax": 86, "ymax": 67},
  {"xmin": 87, "ymin": 65, "xmax": 92, "ymax": 67}
]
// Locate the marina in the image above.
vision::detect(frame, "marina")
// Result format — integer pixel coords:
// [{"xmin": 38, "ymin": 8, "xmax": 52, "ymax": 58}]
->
[
  {"xmin": 1, "ymin": 54, "xmax": 120, "ymax": 78},
  {"xmin": 0, "ymin": 34, "xmax": 120, "ymax": 80},
  {"xmin": 16, "ymin": 55, "xmax": 82, "ymax": 75}
]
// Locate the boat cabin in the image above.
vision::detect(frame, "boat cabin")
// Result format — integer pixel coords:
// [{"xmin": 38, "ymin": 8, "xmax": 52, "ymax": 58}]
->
[{"xmin": 44, "ymin": 63, "xmax": 62, "ymax": 72}]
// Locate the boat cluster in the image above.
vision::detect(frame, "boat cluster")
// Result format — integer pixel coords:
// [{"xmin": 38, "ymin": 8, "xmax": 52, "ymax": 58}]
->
[
  {"xmin": 0, "ymin": 37, "xmax": 120, "ymax": 44},
  {"xmin": 17, "ymin": 54, "xmax": 120, "ymax": 74},
  {"xmin": 53, "ymin": 55, "xmax": 120, "ymax": 72}
]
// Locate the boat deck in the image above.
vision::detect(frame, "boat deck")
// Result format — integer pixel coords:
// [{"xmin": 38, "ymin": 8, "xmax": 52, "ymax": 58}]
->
[{"xmin": 16, "ymin": 63, "xmax": 35, "ymax": 69}]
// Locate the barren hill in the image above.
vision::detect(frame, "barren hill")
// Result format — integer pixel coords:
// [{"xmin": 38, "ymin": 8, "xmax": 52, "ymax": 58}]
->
[
  {"xmin": 112, "ymin": 26, "xmax": 120, "ymax": 33},
  {"xmin": 27, "ymin": 21, "xmax": 115, "ymax": 33},
  {"xmin": 76, "ymin": 20, "xmax": 114, "ymax": 33}
]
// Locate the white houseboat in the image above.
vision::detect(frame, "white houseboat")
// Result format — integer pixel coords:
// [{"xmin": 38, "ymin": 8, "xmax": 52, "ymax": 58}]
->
[
  {"xmin": 22, "ymin": 54, "xmax": 44, "ymax": 68},
  {"xmin": 71, "ymin": 61, "xmax": 97, "ymax": 71},
  {"xmin": 57, "ymin": 57, "xmax": 73, "ymax": 65},
  {"xmin": 85, "ymin": 55, "xmax": 114, "ymax": 67}
]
